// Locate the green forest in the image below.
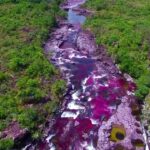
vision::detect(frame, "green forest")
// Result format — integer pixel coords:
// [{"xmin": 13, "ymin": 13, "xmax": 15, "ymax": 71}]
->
[
  {"xmin": 0, "ymin": 0, "xmax": 65, "ymax": 149},
  {"xmin": 85, "ymin": 0, "xmax": 150, "ymax": 100}
]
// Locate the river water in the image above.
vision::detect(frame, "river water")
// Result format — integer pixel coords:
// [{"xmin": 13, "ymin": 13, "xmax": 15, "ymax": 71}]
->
[
  {"xmin": 28, "ymin": 0, "xmax": 148, "ymax": 149},
  {"xmin": 68, "ymin": 9, "xmax": 86, "ymax": 24}
]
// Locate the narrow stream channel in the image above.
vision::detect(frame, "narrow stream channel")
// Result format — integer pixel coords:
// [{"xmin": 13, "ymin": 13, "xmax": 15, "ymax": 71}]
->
[{"xmin": 26, "ymin": 0, "xmax": 148, "ymax": 149}]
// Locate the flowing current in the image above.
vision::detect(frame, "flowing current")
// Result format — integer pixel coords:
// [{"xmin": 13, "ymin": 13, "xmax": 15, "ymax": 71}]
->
[{"xmin": 35, "ymin": 0, "xmax": 148, "ymax": 149}]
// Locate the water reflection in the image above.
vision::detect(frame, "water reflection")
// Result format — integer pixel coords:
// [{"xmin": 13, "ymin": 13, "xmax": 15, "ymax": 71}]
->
[{"xmin": 68, "ymin": 9, "xmax": 86, "ymax": 24}]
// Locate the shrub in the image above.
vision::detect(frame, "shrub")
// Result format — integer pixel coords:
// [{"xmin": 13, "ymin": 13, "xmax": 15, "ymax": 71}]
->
[
  {"xmin": 28, "ymin": 0, "xmax": 42, "ymax": 3},
  {"xmin": 8, "ymin": 57, "xmax": 27, "ymax": 71},
  {"xmin": 17, "ymin": 77, "xmax": 39, "ymax": 89},
  {"xmin": 26, "ymin": 56, "xmax": 56, "ymax": 78},
  {"xmin": 51, "ymin": 80, "xmax": 66, "ymax": 99},
  {"xmin": 11, "ymin": 0, "xmax": 19, "ymax": 3},
  {"xmin": 0, "ymin": 121, "xmax": 7, "ymax": 131},
  {"xmin": 44, "ymin": 101, "xmax": 58, "ymax": 114},
  {"xmin": 0, "ymin": 107, "xmax": 7, "ymax": 119},
  {"xmin": 18, "ymin": 108, "xmax": 39, "ymax": 129},
  {"xmin": 18, "ymin": 87, "xmax": 44, "ymax": 103},
  {"xmin": 17, "ymin": 77, "xmax": 45, "ymax": 103},
  {"xmin": 135, "ymin": 85, "xmax": 149, "ymax": 99},
  {"xmin": 0, "ymin": 139, "xmax": 14, "ymax": 150},
  {"xmin": 0, "ymin": 72, "xmax": 7, "ymax": 82}
]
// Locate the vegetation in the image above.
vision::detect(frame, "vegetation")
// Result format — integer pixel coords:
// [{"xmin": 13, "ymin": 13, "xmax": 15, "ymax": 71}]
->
[
  {"xmin": 0, "ymin": 138, "xmax": 14, "ymax": 150},
  {"xmin": 0, "ymin": 0, "xmax": 66, "ymax": 148},
  {"xmin": 85, "ymin": 0, "xmax": 150, "ymax": 99}
]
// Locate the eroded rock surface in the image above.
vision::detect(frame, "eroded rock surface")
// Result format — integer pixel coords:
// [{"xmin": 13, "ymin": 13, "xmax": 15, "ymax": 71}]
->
[{"xmin": 0, "ymin": 121, "xmax": 28, "ymax": 141}]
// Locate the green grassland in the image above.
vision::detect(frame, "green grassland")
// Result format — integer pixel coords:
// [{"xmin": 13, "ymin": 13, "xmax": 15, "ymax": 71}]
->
[
  {"xmin": 0, "ymin": 0, "xmax": 65, "ymax": 149},
  {"xmin": 85, "ymin": 0, "xmax": 150, "ymax": 99}
]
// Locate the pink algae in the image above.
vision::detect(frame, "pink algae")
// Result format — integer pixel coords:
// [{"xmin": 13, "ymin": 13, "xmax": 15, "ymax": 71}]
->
[{"xmin": 86, "ymin": 77, "xmax": 94, "ymax": 85}]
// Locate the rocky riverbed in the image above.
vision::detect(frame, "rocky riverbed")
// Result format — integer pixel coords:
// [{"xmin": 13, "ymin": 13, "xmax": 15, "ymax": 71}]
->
[{"xmin": 25, "ymin": 0, "xmax": 149, "ymax": 149}]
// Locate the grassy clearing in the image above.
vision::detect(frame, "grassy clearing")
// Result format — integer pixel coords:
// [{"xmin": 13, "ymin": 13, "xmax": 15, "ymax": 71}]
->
[
  {"xmin": 85, "ymin": 0, "xmax": 150, "ymax": 99},
  {"xmin": 0, "ymin": 0, "xmax": 65, "ymax": 148}
]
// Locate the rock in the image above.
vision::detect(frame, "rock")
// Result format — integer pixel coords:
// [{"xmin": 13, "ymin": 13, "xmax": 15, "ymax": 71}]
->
[
  {"xmin": 76, "ymin": 31, "xmax": 97, "ymax": 54},
  {"xmin": 142, "ymin": 93, "xmax": 150, "ymax": 147},
  {"xmin": 0, "ymin": 121, "xmax": 29, "ymax": 141},
  {"xmin": 0, "ymin": 132, "xmax": 7, "ymax": 139},
  {"xmin": 97, "ymin": 99, "xmax": 145, "ymax": 150}
]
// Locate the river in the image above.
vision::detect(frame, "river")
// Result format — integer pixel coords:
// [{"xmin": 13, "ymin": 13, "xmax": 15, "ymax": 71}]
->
[{"xmin": 25, "ymin": 0, "xmax": 148, "ymax": 149}]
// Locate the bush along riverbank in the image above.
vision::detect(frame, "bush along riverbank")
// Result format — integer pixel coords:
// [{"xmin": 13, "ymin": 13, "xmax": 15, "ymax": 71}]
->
[
  {"xmin": 0, "ymin": 0, "xmax": 66, "ymax": 149},
  {"xmin": 84, "ymin": 0, "xmax": 150, "ymax": 135}
]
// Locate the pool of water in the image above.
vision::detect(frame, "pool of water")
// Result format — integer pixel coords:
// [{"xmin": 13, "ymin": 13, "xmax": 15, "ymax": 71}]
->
[{"xmin": 68, "ymin": 9, "xmax": 86, "ymax": 24}]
